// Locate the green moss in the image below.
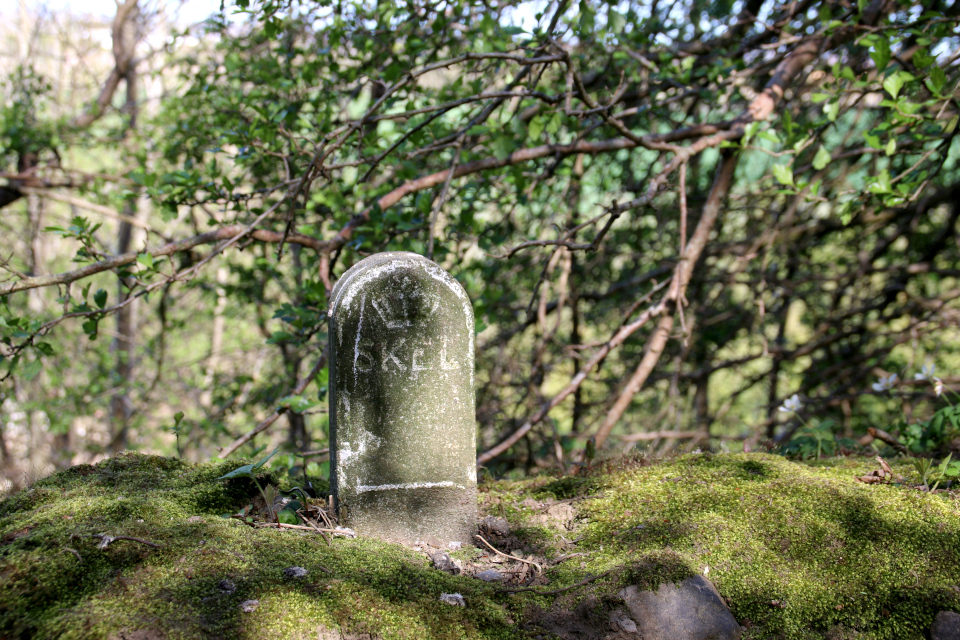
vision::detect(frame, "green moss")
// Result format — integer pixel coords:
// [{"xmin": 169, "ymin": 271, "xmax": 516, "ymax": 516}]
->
[{"xmin": 1, "ymin": 452, "xmax": 959, "ymax": 639}]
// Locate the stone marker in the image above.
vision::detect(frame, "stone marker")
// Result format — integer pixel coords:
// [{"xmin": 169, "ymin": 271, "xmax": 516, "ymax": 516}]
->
[{"xmin": 329, "ymin": 252, "xmax": 476, "ymax": 544}]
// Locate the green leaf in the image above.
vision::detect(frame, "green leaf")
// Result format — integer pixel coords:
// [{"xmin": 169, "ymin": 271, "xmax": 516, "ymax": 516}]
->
[
  {"xmin": 757, "ymin": 130, "xmax": 780, "ymax": 144},
  {"xmin": 576, "ymin": 0, "xmax": 595, "ymax": 36},
  {"xmin": 82, "ymin": 318, "xmax": 99, "ymax": 340},
  {"xmin": 492, "ymin": 135, "xmax": 513, "ymax": 161},
  {"xmin": 812, "ymin": 146, "xmax": 831, "ymax": 170},
  {"xmin": 34, "ymin": 342, "xmax": 54, "ymax": 356},
  {"xmin": 137, "ymin": 253, "xmax": 154, "ymax": 269},
  {"xmin": 94, "ymin": 289, "xmax": 108, "ymax": 309},
  {"xmin": 252, "ymin": 446, "xmax": 279, "ymax": 471},
  {"xmin": 174, "ymin": 411, "xmax": 184, "ymax": 426},
  {"xmin": 217, "ymin": 464, "xmax": 255, "ymax": 480},
  {"xmin": 913, "ymin": 48, "xmax": 935, "ymax": 69},
  {"xmin": 885, "ymin": 139, "xmax": 896, "ymax": 156},
  {"xmin": 824, "ymin": 101, "xmax": 840, "ymax": 122},
  {"xmin": 545, "ymin": 112, "xmax": 562, "ymax": 135},
  {"xmin": 926, "ymin": 67, "xmax": 947, "ymax": 95},
  {"xmin": 867, "ymin": 170, "xmax": 893, "ymax": 195},
  {"xmin": 772, "ymin": 163, "xmax": 794, "ymax": 187},
  {"xmin": 870, "ymin": 36, "xmax": 891, "ymax": 71},
  {"xmin": 863, "ymin": 130, "xmax": 883, "ymax": 149},
  {"xmin": 278, "ymin": 395, "xmax": 319, "ymax": 413},
  {"xmin": 22, "ymin": 359, "xmax": 42, "ymax": 381},
  {"xmin": 277, "ymin": 509, "xmax": 299, "ymax": 525},
  {"xmin": 883, "ymin": 74, "xmax": 904, "ymax": 99},
  {"xmin": 528, "ymin": 116, "xmax": 544, "ymax": 141}
]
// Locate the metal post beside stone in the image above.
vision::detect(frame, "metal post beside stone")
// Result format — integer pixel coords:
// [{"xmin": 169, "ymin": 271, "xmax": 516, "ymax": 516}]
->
[{"xmin": 328, "ymin": 252, "xmax": 477, "ymax": 545}]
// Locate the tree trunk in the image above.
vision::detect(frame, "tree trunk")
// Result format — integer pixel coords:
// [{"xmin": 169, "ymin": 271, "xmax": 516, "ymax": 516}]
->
[{"xmin": 108, "ymin": 2, "xmax": 140, "ymax": 453}]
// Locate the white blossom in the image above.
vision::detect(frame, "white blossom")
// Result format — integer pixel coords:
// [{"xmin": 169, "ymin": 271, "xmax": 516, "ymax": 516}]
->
[
  {"xmin": 934, "ymin": 377, "xmax": 944, "ymax": 398},
  {"xmin": 914, "ymin": 363, "xmax": 936, "ymax": 381},
  {"xmin": 872, "ymin": 373, "xmax": 898, "ymax": 392},
  {"xmin": 778, "ymin": 394, "xmax": 802, "ymax": 414}
]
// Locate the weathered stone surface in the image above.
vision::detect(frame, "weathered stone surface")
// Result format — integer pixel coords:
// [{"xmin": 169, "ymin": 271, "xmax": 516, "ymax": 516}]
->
[
  {"xmin": 474, "ymin": 569, "xmax": 504, "ymax": 582},
  {"xmin": 329, "ymin": 252, "xmax": 476, "ymax": 544},
  {"xmin": 932, "ymin": 611, "xmax": 960, "ymax": 640},
  {"xmin": 430, "ymin": 551, "xmax": 462, "ymax": 575},
  {"xmin": 479, "ymin": 515, "xmax": 510, "ymax": 537},
  {"xmin": 619, "ymin": 576, "xmax": 742, "ymax": 640}
]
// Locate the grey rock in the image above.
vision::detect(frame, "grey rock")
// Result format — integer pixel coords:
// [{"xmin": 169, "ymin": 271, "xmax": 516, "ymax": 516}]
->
[
  {"xmin": 431, "ymin": 551, "xmax": 462, "ymax": 575},
  {"xmin": 439, "ymin": 593, "xmax": 466, "ymax": 606},
  {"xmin": 218, "ymin": 579, "xmax": 236, "ymax": 593},
  {"xmin": 475, "ymin": 569, "xmax": 504, "ymax": 582},
  {"xmin": 932, "ymin": 611, "xmax": 960, "ymax": 640},
  {"xmin": 619, "ymin": 575, "xmax": 741, "ymax": 640},
  {"xmin": 239, "ymin": 599, "xmax": 259, "ymax": 613},
  {"xmin": 329, "ymin": 252, "xmax": 477, "ymax": 545},
  {"xmin": 608, "ymin": 610, "xmax": 638, "ymax": 634},
  {"xmin": 283, "ymin": 566, "xmax": 308, "ymax": 578},
  {"xmin": 480, "ymin": 515, "xmax": 510, "ymax": 537}
]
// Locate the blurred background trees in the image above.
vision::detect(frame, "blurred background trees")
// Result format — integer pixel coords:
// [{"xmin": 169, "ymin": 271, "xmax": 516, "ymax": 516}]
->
[{"xmin": 1, "ymin": 0, "xmax": 958, "ymax": 489}]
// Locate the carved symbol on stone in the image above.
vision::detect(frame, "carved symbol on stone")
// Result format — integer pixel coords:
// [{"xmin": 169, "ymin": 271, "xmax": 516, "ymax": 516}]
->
[
  {"xmin": 440, "ymin": 337, "xmax": 457, "ymax": 370},
  {"xmin": 383, "ymin": 337, "xmax": 407, "ymax": 372}
]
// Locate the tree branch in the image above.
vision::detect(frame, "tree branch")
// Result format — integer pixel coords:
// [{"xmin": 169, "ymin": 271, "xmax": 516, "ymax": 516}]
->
[
  {"xmin": 0, "ymin": 225, "xmax": 325, "ymax": 297},
  {"xmin": 219, "ymin": 345, "xmax": 329, "ymax": 457}
]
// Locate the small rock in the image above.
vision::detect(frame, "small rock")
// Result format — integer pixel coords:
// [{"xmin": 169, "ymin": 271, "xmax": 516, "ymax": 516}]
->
[
  {"xmin": 448, "ymin": 541, "xmax": 463, "ymax": 550},
  {"xmin": 239, "ymin": 599, "xmax": 259, "ymax": 613},
  {"xmin": 619, "ymin": 575, "xmax": 741, "ymax": 640},
  {"xmin": 480, "ymin": 516, "xmax": 510, "ymax": 537},
  {"xmin": 431, "ymin": 552, "xmax": 462, "ymax": 575},
  {"xmin": 284, "ymin": 566, "xmax": 308, "ymax": 578},
  {"xmin": 608, "ymin": 610, "xmax": 637, "ymax": 633},
  {"xmin": 932, "ymin": 611, "xmax": 960, "ymax": 640},
  {"xmin": 424, "ymin": 535, "xmax": 444, "ymax": 548},
  {"xmin": 440, "ymin": 593, "xmax": 466, "ymax": 606},
  {"xmin": 333, "ymin": 526, "xmax": 356, "ymax": 538},
  {"xmin": 475, "ymin": 569, "xmax": 504, "ymax": 582},
  {"xmin": 218, "ymin": 579, "xmax": 236, "ymax": 593},
  {"xmin": 186, "ymin": 515, "xmax": 203, "ymax": 523}
]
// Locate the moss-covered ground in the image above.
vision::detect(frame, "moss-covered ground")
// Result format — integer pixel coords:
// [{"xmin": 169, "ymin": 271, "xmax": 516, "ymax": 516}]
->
[{"xmin": 1, "ymin": 451, "xmax": 959, "ymax": 639}]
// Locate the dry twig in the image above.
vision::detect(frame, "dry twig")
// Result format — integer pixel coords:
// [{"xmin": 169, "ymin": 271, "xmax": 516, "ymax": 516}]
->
[{"xmin": 476, "ymin": 534, "xmax": 543, "ymax": 575}]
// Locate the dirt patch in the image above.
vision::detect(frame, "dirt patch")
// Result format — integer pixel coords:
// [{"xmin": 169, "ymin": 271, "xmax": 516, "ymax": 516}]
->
[
  {"xmin": 529, "ymin": 595, "xmax": 639, "ymax": 640},
  {"xmin": 524, "ymin": 500, "xmax": 578, "ymax": 530}
]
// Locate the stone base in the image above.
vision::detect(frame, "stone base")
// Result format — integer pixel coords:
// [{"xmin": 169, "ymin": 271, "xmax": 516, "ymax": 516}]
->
[{"xmin": 338, "ymin": 485, "xmax": 477, "ymax": 546}]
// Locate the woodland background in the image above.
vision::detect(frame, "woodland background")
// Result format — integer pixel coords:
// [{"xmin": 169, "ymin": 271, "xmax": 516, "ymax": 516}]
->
[{"xmin": 1, "ymin": 0, "xmax": 958, "ymax": 491}]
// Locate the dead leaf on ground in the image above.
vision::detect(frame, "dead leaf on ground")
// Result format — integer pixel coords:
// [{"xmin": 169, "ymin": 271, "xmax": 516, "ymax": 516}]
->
[{"xmin": 854, "ymin": 456, "xmax": 904, "ymax": 484}]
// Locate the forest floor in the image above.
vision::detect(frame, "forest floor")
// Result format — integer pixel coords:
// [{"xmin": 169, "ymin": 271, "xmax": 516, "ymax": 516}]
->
[{"xmin": 1, "ymin": 450, "xmax": 958, "ymax": 639}]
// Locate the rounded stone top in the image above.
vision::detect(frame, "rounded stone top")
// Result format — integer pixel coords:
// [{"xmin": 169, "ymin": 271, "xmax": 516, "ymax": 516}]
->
[{"xmin": 329, "ymin": 252, "xmax": 471, "ymax": 323}]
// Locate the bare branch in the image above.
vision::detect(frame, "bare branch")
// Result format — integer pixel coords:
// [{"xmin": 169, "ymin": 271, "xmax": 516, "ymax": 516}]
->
[
  {"xmin": 220, "ymin": 345, "xmax": 329, "ymax": 457},
  {"xmin": 0, "ymin": 224, "xmax": 324, "ymax": 297}
]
